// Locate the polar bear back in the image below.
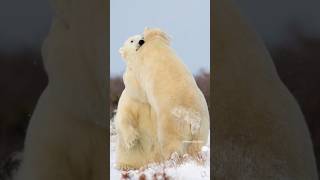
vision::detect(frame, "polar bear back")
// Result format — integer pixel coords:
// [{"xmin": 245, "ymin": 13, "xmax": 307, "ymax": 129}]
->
[{"xmin": 135, "ymin": 38, "xmax": 205, "ymax": 114}]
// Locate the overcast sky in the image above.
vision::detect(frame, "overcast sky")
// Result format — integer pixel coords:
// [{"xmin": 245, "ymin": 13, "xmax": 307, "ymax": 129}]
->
[
  {"xmin": 110, "ymin": 0, "xmax": 210, "ymax": 75},
  {"xmin": 1, "ymin": 0, "xmax": 320, "ymax": 74}
]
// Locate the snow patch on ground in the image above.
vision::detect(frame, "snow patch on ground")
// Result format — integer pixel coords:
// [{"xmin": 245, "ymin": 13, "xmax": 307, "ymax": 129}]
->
[{"xmin": 110, "ymin": 117, "xmax": 210, "ymax": 180}]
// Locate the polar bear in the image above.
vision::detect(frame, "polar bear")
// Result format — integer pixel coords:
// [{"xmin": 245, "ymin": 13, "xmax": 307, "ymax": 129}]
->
[
  {"xmin": 115, "ymin": 34, "xmax": 162, "ymax": 170},
  {"xmin": 115, "ymin": 28, "xmax": 210, "ymax": 169},
  {"xmin": 115, "ymin": 89, "xmax": 161, "ymax": 170},
  {"xmin": 213, "ymin": 0, "xmax": 318, "ymax": 179},
  {"xmin": 13, "ymin": 0, "xmax": 107, "ymax": 179}
]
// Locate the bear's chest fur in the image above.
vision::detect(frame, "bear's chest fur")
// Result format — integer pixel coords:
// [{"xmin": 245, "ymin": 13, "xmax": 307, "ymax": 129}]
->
[{"xmin": 123, "ymin": 67, "xmax": 148, "ymax": 103}]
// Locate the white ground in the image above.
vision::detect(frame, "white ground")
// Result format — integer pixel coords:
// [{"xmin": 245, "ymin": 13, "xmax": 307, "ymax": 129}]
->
[{"xmin": 110, "ymin": 117, "xmax": 210, "ymax": 180}]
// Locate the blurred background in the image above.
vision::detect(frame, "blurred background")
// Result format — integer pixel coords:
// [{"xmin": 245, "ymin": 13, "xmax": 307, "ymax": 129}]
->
[
  {"xmin": 0, "ymin": 1, "xmax": 52, "ymax": 178},
  {"xmin": 110, "ymin": 0, "xmax": 210, "ymax": 75},
  {"xmin": 0, "ymin": 0, "xmax": 320, "ymax": 178}
]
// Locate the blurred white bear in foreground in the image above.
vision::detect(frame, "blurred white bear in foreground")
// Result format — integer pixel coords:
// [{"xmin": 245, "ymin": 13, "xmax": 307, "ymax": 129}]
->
[{"xmin": 14, "ymin": 0, "xmax": 107, "ymax": 179}]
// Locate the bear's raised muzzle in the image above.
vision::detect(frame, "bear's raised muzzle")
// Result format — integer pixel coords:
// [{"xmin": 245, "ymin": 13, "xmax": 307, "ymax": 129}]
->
[{"xmin": 138, "ymin": 39, "xmax": 145, "ymax": 46}]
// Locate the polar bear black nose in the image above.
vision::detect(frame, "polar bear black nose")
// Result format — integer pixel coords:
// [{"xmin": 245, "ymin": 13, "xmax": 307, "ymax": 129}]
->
[{"xmin": 138, "ymin": 40, "xmax": 145, "ymax": 46}]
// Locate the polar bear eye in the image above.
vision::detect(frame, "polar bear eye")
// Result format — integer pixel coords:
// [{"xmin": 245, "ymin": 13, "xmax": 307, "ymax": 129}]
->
[{"xmin": 130, "ymin": 40, "xmax": 133, "ymax": 43}]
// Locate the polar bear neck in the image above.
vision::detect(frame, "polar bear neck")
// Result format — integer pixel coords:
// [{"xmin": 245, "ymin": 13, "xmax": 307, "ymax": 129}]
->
[{"xmin": 142, "ymin": 37, "xmax": 170, "ymax": 50}]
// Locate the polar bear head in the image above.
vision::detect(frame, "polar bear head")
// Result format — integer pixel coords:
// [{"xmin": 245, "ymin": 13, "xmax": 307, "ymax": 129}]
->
[
  {"xmin": 143, "ymin": 27, "xmax": 170, "ymax": 45},
  {"xmin": 119, "ymin": 28, "xmax": 170, "ymax": 61},
  {"xmin": 119, "ymin": 34, "xmax": 145, "ymax": 60}
]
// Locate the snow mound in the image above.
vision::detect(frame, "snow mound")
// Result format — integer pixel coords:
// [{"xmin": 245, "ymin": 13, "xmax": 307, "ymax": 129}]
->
[{"xmin": 110, "ymin": 117, "xmax": 210, "ymax": 180}]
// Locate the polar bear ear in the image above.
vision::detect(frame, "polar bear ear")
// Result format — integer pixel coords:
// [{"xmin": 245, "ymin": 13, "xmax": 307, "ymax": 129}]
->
[{"xmin": 144, "ymin": 26, "xmax": 150, "ymax": 31}]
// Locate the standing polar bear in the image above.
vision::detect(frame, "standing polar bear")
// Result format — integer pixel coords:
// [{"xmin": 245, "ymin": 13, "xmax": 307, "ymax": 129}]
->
[{"xmin": 115, "ymin": 28, "xmax": 210, "ymax": 169}]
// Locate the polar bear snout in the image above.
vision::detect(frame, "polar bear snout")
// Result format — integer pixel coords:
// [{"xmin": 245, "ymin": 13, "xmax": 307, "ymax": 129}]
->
[
  {"xmin": 138, "ymin": 39, "xmax": 145, "ymax": 46},
  {"xmin": 119, "ymin": 35, "xmax": 145, "ymax": 60},
  {"xmin": 136, "ymin": 37, "xmax": 145, "ymax": 51}
]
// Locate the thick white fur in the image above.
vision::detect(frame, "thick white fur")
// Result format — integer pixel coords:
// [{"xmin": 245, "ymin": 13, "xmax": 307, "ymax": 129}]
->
[
  {"xmin": 213, "ymin": 0, "xmax": 318, "ymax": 179},
  {"xmin": 13, "ymin": 0, "xmax": 107, "ymax": 179},
  {"xmin": 115, "ymin": 28, "xmax": 210, "ymax": 169},
  {"xmin": 115, "ymin": 89, "xmax": 160, "ymax": 170}
]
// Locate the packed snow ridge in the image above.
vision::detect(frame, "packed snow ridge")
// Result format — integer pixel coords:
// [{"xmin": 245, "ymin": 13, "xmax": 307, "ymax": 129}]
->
[{"xmin": 110, "ymin": 116, "xmax": 210, "ymax": 180}]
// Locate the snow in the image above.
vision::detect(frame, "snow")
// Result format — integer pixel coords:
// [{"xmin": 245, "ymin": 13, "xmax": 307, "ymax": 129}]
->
[{"xmin": 110, "ymin": 117, "xmax": 210, "ymax": 180}]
